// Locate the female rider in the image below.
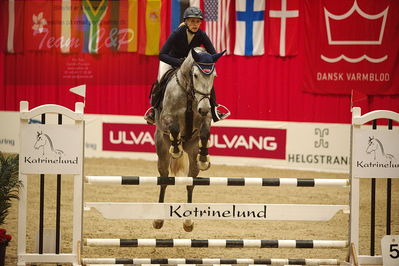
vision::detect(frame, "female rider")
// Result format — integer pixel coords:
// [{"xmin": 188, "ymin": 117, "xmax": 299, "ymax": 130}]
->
[{"xmin": 144, "ymin": 6, "xmax": 229, "ymax": 124}]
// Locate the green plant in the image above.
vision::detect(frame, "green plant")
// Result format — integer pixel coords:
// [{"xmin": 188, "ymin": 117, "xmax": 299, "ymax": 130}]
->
[{"xmin": 0, "ymin": 152, "xmax": 21, "ymax": 226}]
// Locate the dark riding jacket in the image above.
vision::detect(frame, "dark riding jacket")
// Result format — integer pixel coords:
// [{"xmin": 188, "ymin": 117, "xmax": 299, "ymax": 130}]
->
[{"xmin": 159, "ymin": 25, "xmax": 216, "ymax": 67}]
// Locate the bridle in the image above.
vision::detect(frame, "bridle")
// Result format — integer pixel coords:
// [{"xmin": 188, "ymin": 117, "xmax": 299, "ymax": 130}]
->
[
  {"xmin": 175, "ymin": 64, "xmax": 213, "ymax": 105},
  {"xmin": 174, "ymin": 62, "xmax": 214, "ymax": 141}
]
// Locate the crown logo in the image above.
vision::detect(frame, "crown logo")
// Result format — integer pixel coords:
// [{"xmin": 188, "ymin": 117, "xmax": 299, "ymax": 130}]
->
[{"xmin": 324, "ymin": 0, "xmax": 389, "ymax": 45}]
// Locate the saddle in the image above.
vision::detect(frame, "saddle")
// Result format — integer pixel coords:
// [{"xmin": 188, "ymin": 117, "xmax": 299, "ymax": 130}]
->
[{"xmin": 150, "ymin": 68, "xmax": 177, "ymax": 109}]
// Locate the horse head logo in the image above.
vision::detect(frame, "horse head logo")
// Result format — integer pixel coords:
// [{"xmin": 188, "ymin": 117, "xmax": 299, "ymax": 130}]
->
[
  {"xmin": 34, "ymin": 131, "xmax": 64, "ymax": 157},
  {"xmin": 366, "ymin": 136, "xmax": 394, "ymax": 161}
]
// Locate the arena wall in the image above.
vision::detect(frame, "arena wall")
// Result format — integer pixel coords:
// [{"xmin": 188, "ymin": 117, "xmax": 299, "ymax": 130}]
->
[{"xmin": 0, "ymin": 111, "xmax": 350, "ymax": 172}]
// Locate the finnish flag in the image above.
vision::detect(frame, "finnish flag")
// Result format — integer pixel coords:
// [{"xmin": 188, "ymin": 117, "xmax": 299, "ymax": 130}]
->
[{"xmin": 234, "ymin": 0, "xmax": 265, "ymax": 56}]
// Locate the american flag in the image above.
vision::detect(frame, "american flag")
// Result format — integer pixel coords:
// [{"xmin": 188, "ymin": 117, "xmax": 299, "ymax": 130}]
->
[{"xmin": 203, "ymin": 0, "xmax": 231, "ymax": 54}]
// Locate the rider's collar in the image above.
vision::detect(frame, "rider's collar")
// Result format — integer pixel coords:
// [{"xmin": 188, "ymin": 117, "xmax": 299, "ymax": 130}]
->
[{"xmin": 194, "ymin": 62, "xmax": 215, "ymax": 75}]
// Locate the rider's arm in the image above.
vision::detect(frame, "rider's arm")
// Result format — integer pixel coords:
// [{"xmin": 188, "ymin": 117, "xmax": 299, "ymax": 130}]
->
[
  {"xmin": 159, "ymin": 31, "xmax": 183, "ymax": 67},
  {"xmin": 200, "ymin": 30, "xmax": 217, "ymax": 55}
]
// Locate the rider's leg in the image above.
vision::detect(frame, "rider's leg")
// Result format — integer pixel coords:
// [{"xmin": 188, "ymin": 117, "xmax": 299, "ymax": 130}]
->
[
  {"xmin": 210, "ymin": 87, "xmax": 230, "ymax": 122},
  {"xmin": 144, "ymin": 62, "xmax": 173, "ymax": 124}
]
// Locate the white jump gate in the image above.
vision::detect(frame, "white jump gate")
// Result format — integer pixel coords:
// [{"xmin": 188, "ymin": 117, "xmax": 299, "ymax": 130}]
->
[
  {"xmin": 17, "ymin": 101, "xmax": 84, "ymax": 266},
  {"xmin": 350, "ymin": 107, "xmax": 399, "ymax": 265},
  {"xmin": 16, "ymin": 102, "xmax": 398, "ymax": 265}
]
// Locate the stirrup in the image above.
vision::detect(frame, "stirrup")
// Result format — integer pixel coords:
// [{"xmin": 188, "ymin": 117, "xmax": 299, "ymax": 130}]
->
[
  {"xmin": 214, "ymin": 104, "xmax": 231, "ymax": 121},
  {"xmin": 144, "ymin": 107, "xmax": 155, "ymax": 125}
]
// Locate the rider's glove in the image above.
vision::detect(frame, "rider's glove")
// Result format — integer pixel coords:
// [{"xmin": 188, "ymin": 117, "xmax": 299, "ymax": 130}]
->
[{"xmin": 177, "ymin": 57, "xmax": 186, "ymax": 66}]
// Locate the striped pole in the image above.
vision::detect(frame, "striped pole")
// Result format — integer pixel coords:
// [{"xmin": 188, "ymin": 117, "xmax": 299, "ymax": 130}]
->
[
  {"xmin": 86, "ymin": 176, "xmax": 349, "ymax": 187},
  {"xmin": 82, "ymin": 258, "xmax": 341, "ymax": 265},
  {"xmin": 84, "ymin": 238, "xmax": 348, "ymax": 248}
]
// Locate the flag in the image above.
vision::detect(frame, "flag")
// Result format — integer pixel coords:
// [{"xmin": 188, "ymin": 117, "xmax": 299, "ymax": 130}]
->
[
  {"xmin": 160, "ymin": 0, "xmax": 199, "ymax": 50},
  {"xmin": 108, "ymin": 0, "xmax": 138, "ymax": 52},
  {"xmin": 53, "ymin": 0, "xmax": 83, "ymax": 53},
  {"xmin": 234, "ymin": 0, "xmax": 265, "ymax": 56},
  {"xmin": 1, "ymin": 0, "xmax": 24, "ymax": 53},
  {"xmin": 202, "ymin": 0, "xmax": 232, "ymax": 54},
  {"xmin": 171, "ymin": 0, "xmax": 190, "ymax": 31},
  {"xmin": 69, "ymin": 84, "xmax": 86, "ymax": 98},
  {"xmin": 267, "ymin": 0, "xmax": 299, "ymax": 57},
  {"xmin": 82, "ymin": 0, "xmax": 108, "ymax": 53},
  {"xmin": 24, "ymin": 0, "xmax": 52, "ymax": 51},
  {"xmin": 138, "ymin": 0, "xmax": 161, "ymax": 55},
  {"xmin": 303, "ymin": 0, "xmax": 399, "ymax": 95},
  {"xmin": 126, "ymin": 0, "xmax": 138, "ymax": 52}
]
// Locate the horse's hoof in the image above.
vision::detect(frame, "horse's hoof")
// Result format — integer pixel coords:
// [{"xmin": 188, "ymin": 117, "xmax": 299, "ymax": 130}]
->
[
  {"xmin": 197, "ymin": 154, "xmax": 211, "ymax": 170},
  {"xmin": 183, "ymin": 221, "xmax": 194, "ymax": 232},
  {"xmin": 198, "ymin": 161, "xmax": 211, "ymax": 171},
  {"xmin": 152, "ymin": 219, "xmax": 164, "ymax": 229}
]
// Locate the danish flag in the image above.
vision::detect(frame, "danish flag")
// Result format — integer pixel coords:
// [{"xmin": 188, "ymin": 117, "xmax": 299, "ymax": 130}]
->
[{"xmin": 267, "ymin": 0, "xmax": 299, "ymax": 57}]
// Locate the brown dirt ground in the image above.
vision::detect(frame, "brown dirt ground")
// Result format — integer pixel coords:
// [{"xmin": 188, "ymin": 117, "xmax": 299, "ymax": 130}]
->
[{"xmin": 4, "ymin": 157, "xmax": 399, "ymax": 265}]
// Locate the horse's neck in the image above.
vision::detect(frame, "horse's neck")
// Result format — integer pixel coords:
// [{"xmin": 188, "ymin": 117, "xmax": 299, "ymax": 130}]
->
[
  {"xmin": 176, "ymin": 67, "xmax": 191, "ymax": 91},
  {"xmin": 377, "ymin": 141, "xmax": 389, "ymax": 156}
]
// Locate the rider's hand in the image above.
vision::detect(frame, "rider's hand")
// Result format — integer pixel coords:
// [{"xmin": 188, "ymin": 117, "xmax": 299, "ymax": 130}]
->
[{"xmin": 177, "ymin": 57, "xmax": 186, "ymax": 66}]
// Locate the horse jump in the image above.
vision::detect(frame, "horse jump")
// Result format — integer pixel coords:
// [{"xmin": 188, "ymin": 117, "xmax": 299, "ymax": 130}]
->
[{"xmin": 17, "ymin": 102, "xmax": 398, "ymax": 266}]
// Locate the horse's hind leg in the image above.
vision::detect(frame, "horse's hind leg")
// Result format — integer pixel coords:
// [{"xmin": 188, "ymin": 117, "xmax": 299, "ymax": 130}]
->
[{"xmin": 183, "ymin": 185, "xmax": 195, "ymax": 232}]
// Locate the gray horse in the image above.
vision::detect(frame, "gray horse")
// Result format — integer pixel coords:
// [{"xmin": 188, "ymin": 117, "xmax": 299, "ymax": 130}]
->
[{"xmin": 153, "ymin": 47, "xmax": 225, "ymax": 232}]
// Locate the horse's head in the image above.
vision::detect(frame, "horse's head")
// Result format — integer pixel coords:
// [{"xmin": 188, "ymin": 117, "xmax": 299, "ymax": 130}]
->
[
  {"xmin": 366, "ymin": 136, "xmax": 377, "ymax": 154},
  {"xmin": 188, "ymin": 47, "xmax": 226, "ymax": 116},
  {"xmin": 34, "ymin": 131, "xmax": 46, "ymax": 149}
]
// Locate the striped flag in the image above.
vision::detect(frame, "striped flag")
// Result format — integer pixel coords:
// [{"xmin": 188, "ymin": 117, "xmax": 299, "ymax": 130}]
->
[
  {"xmin": 108, "ymin": 0, "xmax": 138, "ymax": 52},
  {"xmin": 53, "ymin": 0, "xmax": 83, "ymax": 53},
  {"xmin": 202, "ymin": 0, "xmax": 231, "ymax": 54},
  {"xmin": 2, "ymin": 0, "xmax": 24, "ymax": 53},
  {"xmin": 234, "ymin": 0, "xmax": 265, "ymax": 56},
  {"xmin": 160, "ymin": 0, "xmax": 199, "ymax": 49},
  {"xmin": 138, "ymin": 0, "xmax": 161, "ymax": 55}
]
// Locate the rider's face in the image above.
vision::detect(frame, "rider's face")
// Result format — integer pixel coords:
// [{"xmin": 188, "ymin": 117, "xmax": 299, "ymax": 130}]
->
[{"xmin": 186, "ymin": 18, "xmax": 202, "ymax": 32}]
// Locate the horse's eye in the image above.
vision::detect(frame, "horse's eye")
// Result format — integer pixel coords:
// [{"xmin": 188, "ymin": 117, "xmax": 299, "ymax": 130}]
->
[{"xmin": 193, "ymin": 74, "xmax": 198, "ymax": 79}]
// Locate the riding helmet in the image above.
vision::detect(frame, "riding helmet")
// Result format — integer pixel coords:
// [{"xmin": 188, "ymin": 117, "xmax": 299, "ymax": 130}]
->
[{"xmin": 183, "ymin": 6, "xmax": 203, "ymax": 20}]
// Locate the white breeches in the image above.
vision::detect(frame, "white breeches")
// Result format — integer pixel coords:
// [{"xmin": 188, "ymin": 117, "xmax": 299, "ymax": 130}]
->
[{"xmin": 157, "ymin": 61, "xmax": 173, "ymax": 81}]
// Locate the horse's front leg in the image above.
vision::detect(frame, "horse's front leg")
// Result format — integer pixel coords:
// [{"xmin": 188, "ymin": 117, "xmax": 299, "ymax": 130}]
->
[
  {"xmin": 153, "ymin": 130, "xmax": 170, "ymax": 230},
  {"xmin": 197, "ymin": 123, "xmax": 211, "ymax": 171},
  {"xmin": 182, "ymin": 140, "xmax": 200, "ymax": 232},
  {"xmin": 169, "ymin": 121, "xmax": 183, "ymax": 158}
]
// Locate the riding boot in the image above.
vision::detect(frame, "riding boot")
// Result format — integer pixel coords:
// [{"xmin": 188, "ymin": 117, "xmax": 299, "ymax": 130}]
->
[
  {"xmin": 210, "ymin": 87, "xmax": 230, "ymax": 122},
  {"xmin": 144, "ymin": 107, "xmax": 155, "ymax": 125},
  {"xmin": 144, "ymin": 81, "xmax": 160, "ymax": 125}
]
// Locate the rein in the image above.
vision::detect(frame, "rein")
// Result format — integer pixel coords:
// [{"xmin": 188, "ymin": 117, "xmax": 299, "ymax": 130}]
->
[{"xmin": 174, "ymin": 67, "xmax": 212, "ymax": 141}]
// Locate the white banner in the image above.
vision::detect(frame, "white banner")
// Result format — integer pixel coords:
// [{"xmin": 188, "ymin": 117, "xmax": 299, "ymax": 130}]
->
[
  {"xmin": 20, "ymin": 124, "xmax": 83, "ymax": 174},
  {"xmin": 85, "ymin": 202, "xmax": 348, "ymax": 221},
  {"xmin": 352, "ymin": 127, "xmax": 399, "ymax": 178}
]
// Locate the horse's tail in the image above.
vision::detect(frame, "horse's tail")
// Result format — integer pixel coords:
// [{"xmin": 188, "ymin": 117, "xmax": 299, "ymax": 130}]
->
[{"xmin": 169, "ymin": 153, "xmax": 188, "ymax": 176}]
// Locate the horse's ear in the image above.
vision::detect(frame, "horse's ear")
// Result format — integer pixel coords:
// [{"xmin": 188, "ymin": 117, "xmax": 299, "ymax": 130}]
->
[
  {"xmin": 212, "ymin": 50, "xmax": 227, "ymax": 62},
  {"xmin": 191, "ymin": 48, "xmax": 201, "ymax": 62}
]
